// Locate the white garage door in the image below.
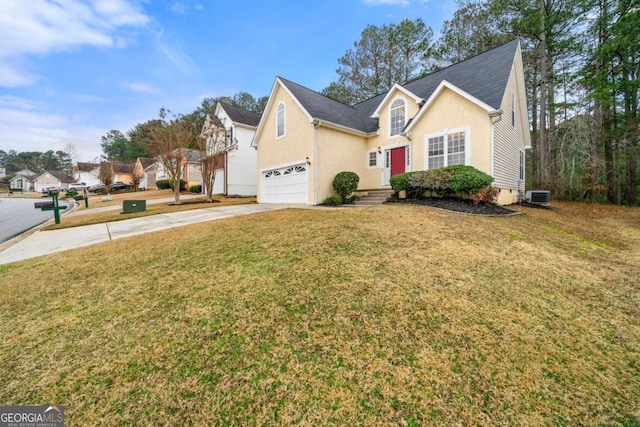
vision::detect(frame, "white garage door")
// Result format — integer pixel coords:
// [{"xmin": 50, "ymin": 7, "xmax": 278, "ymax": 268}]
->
[{"xmin": 261, "ymin": 164, "xmax": 308, "ymax": 204}]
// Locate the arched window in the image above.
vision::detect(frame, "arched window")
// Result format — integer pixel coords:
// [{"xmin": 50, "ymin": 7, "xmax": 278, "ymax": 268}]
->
[
  {"xmin": 276, "ymin": 102, "xmax": 285, "ymax": 138},
  {"xmin": 390, "ymin": 98, "xmax": 406, "ymax": 136}
]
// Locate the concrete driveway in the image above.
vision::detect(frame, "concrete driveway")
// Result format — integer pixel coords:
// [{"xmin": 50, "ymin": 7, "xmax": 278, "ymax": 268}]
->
[{"xmin": 0, "ymin": 203, "xmax": 298, "ymax": 265}]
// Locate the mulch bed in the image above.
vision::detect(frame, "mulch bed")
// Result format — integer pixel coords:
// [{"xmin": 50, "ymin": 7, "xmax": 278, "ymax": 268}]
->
[{"xmin": 392, "ymin": 197, "xmax": 518, "ymax": 215}]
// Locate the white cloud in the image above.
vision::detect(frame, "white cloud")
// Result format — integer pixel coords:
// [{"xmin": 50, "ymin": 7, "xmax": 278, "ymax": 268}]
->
[
  {"xmin": 0, "ymin": 107, "xmax": 104, "ymax": 161},
  {"xmin": 0, "ymin": 65, "xmax": 38, "ymax": 88},
  {"xmin": 362, "ymin": 0, "xmax": 410, "ymax": 5},
  {"xmin": 123, "ymin": 82, "xmax": 159, "ymax": 94},
  {"xmin": 154, "ymin": 29, "xmax": 199, "ymax": 76},
  {"xmin": 170, "ymin": 2, "xmax": 189, "ymax": 14},
  {"xmin": 0, "ymin": 0, "xmax": 150, "ymax": 87}
]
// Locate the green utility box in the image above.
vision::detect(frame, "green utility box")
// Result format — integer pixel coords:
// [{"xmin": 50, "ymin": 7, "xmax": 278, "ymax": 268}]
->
[{"xmin": 122, "ymin": 200, "xmax": 146, "ymax": 214}]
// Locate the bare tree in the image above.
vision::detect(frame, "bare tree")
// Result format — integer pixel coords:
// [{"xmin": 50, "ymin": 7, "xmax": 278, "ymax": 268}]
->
[
  {"xmin": 99, "ymin": 161, "xmax": 114, "ymax": 194},
  {"xmin": 62, "ymin": 143, "xmax": 77, "ymax": 175},
  {"xmin": 148, "ymin": 110, "xmax": 195, "ymax": 205},
  {"xmin": 198, "ymin": 114, "xmax": 227, "ymax": 202},
  {"xmin": 131, "ymin": 163, "xmax": 144, "ymax": 191}
]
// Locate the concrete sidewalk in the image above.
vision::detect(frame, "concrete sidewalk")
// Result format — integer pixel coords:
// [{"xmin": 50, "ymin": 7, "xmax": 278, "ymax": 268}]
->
[{"xmin": 0, "ymin": 204, "xmax": 297, "ymax": 265}]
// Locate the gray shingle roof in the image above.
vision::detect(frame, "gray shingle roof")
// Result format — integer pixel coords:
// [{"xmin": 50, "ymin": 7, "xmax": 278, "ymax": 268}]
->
[
  {"xmin": 219, "ymin": 102, "xmax": 262, "ymax": 127},
  {"xmin": 278, "ymin": 78, "xmax": 379, "ymax": 133},
  {"xmin": 279, "ymin": 39, "xmax": 519, "ymax": 134}
]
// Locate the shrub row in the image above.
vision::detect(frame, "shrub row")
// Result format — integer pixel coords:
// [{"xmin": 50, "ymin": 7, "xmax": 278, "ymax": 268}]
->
[
  {"xmin": 390, "ymin": 166, "xmax": 494, "ymax": 199},
  {"xmin": 157, "ymin": 179, "xmax": 187, "ymax": 191}
]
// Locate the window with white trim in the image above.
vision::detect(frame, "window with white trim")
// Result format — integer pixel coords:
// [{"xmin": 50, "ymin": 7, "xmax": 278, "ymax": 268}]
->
[
  {"xmin": 390, "ymin": 98, "xmax": 406, "ymax": 136},
  {"xmin": 519, "ymin": 150, "xmax": 525, "ymax": 181},
  {"xmin": 426, "ymin": 130, "xmax": 468, "ymax": 169},
  {"xmin": 276, "ymin": 102, "xmax": 285, "ymax": 138},
  {"xmin": 368, "ymin": 151, "xmax": 378, "ymax": 167}
]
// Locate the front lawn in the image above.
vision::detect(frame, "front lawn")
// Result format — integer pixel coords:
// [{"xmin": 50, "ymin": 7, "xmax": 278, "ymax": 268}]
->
[{"xmin": 0, "ymin": 202, "xmax": 638, "ymax": 425}]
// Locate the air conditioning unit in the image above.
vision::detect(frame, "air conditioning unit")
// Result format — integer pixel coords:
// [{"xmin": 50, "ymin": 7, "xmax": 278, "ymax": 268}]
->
[{"xmin": 525, "ymin": 190, "xmax": 550, "ymax": 206}]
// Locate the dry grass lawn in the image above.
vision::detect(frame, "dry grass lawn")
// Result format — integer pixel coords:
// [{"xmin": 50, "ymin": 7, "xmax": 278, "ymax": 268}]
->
[
  {"xmin": 0, "ymin": 202, "xmax": 638, "ymax": 426},
  {"xmin": 44, "ymin": 190, "xmax": 256, "ymax": 230}
]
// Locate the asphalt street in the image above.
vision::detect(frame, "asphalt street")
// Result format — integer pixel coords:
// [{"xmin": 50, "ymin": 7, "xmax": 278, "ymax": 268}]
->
[{"xmin": 0, "ymin": 196, "xmax": 72, "ymax": 243}]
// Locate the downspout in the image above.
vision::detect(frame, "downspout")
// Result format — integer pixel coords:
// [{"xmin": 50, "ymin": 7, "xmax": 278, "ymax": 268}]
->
[
  {"xmin": 489, "ymin": 110, "xmax": 503, "ymax": 178},
  {"xmin": 224, "ymin": 151, "xmax": 228, "ymax": 196},
  {"xmin": 313, "ymin": 120, "xmax": 321, "ymax": 205}
]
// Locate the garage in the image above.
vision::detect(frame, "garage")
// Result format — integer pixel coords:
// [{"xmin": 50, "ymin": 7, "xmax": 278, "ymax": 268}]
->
[{"xmin": 260, "ymin": 164, "xmax": 308, "ymax": 204}]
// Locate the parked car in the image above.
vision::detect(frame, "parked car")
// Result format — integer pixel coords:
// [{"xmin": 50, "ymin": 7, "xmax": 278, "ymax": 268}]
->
[
  {"xmin": 67, "ymin": 183, "xmax": 88, "ymax": 192},
  {"xmin": 110, "ymin": 182, "xmax": 133, "ymax": 192},
  {"xmin": 88, "ymin": 184, "xmax": 106, "ymax": 193},
  {"xmin": 41, "ymin": 186, "xmax": 63, "ymax": 194}
]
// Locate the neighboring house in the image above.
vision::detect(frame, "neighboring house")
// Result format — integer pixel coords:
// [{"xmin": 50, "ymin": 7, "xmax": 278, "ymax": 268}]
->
[
  {"xmin": 32, "ymin": 170, "xmax": 76, "ymax": 192},
  {"xmin": 180, "ymin": 149, "xmax": 203, "ymax": 189},
  {"xmin": 9, "ymin": 169, "xmax": 37, "ymax": 191},
  {"xmin": 207, "ymin": 102, "xmax": 260, "ymax": 196},
  {"xmin": 134, "ymin": 157, "xmax": 158, "ymax": 189},
  {"xmin": 74, "ymin": 162, "xmax": 101, "ymax": 187},
  {"xmin": 112, "ymin": 162, "xmax": 135, "ymax": 184},
  {"xmin": 253, "ymin": 39, "xmax": 530, "ymax": 205}
]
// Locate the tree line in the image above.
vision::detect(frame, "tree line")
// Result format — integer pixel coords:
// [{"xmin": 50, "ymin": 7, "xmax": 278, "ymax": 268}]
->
[
  {"xmin": 100, "ymin": 92, "xmax": 267, "ymax": 163},
  {"xmin": 0, "ymin": 147, "xmax": 75, "ymax": 176}
]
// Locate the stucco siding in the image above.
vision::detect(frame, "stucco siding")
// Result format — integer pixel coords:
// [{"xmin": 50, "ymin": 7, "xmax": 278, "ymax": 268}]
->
[
  {"xmin": 316, "ymin": 127, "xmax": 366, "ymax": 203},
  {"xmin": 409, "ymin": 88, "xmax": 492, "ymax": 175},
  {"xmin": 256, "ymin": 84, "xmax": 315, "ymax": 204}
]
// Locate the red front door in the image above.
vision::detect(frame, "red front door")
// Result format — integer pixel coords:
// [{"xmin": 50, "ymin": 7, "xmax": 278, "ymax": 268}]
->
[{"xmin": 390, "ymin": 147, "xmax": 406, "ymax": 177}]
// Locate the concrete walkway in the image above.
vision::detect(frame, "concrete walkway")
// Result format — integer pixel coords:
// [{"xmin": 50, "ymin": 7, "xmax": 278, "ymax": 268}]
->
[{"xmin": 0, "ymin": 203, "xmax": 302, "ymax": 265}]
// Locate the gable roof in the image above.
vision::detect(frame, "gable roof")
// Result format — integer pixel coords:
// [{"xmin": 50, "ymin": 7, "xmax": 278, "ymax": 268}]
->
[
  {"xmin": 76, "ymin": 162, "xmax": 100, "ymax": 172},
  {"xmin": 218, "ymin": 102, "xmax": 262, "ymax": 127},
  {"xmin": 180, "ymin": 148, "xmax": 202, "ymax": 163},
  {"xmin": 33, "ymin": 170, "xmax": 76, "ymax": 183},
  {"xmin": 271, "ymin": 39, "xmax": 519, "ymax": 135},
  {"xmin": 278, "ymin": 77, "xmax": 379, "ymax": 134},
  {"xmin": 112, "ymin": 162, "xmax": 134, "ymax": 174},
  {"xmin": 137, "ymin": 157, "xmax": 156, "ymax": 170}
]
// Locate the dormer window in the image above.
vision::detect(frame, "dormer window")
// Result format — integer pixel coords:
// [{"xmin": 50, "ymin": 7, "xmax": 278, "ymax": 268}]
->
[
  {"xmin": 390, "ymin": 98, "xmax": 406, "ymax": 136},
  {"xmin": 276, "ymin": 102, "xmax": 285, "ymax": 138}
]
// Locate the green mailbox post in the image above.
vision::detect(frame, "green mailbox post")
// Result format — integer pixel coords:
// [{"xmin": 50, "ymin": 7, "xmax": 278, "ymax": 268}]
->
[
  {"xmin": 34, "ymin": 190, "xmax": 67, "ymax": 224},
  {"xmin": 73, "ymin": 189, "xmax": 89, "ymax": 208}
]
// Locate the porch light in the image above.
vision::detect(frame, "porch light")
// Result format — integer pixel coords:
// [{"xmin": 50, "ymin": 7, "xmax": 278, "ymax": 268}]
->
[
  {"xmin": 377, "ymin": 146, "xmax": 382, "ymax": 154},
  {"xmin": 306, "ymin": 156, "xmax": 311, "ymax": 165}
]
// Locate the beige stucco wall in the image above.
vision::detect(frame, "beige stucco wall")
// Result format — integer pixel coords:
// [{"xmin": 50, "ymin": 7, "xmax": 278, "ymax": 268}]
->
[
  {"xmin": 408, "ymin": 87, "xmax": 492, "ymax": 176},
  {"xmin": 256, "ymin": 83, "xmax": 315, "ymax": 203},
  {"xmin": 315, "ymin": 127, "xmax": 366, "ymax": 202}
]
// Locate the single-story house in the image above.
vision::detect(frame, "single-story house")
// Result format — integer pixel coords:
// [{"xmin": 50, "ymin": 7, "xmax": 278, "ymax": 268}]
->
[
  {"xmin": 32, "ymin": 170, "xmax": 76, "ymax": 192},
  {"xmin": 134, "ymin": 157, "xmax": 158, "ymax": 189},
  {"xmin": 9, "ymin": 169, "xmax": 37, "ymax": 191},
  {"xmin": 253, "ymin": 39, "xmax": 530, "ymax": 205},
  {"xmin": 74, "ymin": 162, "xmax": 102, "ymax": 187}
]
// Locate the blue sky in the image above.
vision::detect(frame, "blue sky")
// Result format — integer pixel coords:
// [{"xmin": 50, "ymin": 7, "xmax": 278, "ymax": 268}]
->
[{"xmin": 0, "ymin": 0, "xmax": 457, "ymax": 163}]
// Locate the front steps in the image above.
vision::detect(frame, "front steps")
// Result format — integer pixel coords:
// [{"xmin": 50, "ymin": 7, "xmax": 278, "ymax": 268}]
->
[{"xmin": 352, "ymin": 189, "xmax": 394, "ymax": 206}]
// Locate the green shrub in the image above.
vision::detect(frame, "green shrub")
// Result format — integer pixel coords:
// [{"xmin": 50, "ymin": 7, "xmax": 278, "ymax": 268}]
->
[
  {"xmin": 189, "ymin": 185, "xmax": 202, "ymax": 193},
  {"xmin": 406, "ymin": 166, "xmax": 494, "ymax": 199},
  {"xmin": 445, "ymin": 165, "xmax": 493, "ymax": 193},
  {"xmin": 169, "ymin": 179, "xmax": 187, "ymax": 191},
  {"xmin": 333, "ymin": 171, "xmax": 360, "ymax": 203},
  {"xmin": 321, "ymin": 195, "xmax": 343, "ymax": 206},
  {"xmin": 390, "ymin": 172, "xmax": 410, "ymax": 193},
  {"xmin": 156, "ymin": 179, "xmax": 171, "ymax": 190},
  {"xmin": 408, "ymin": 169, "xmax": 452, "ymax": 198}
]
